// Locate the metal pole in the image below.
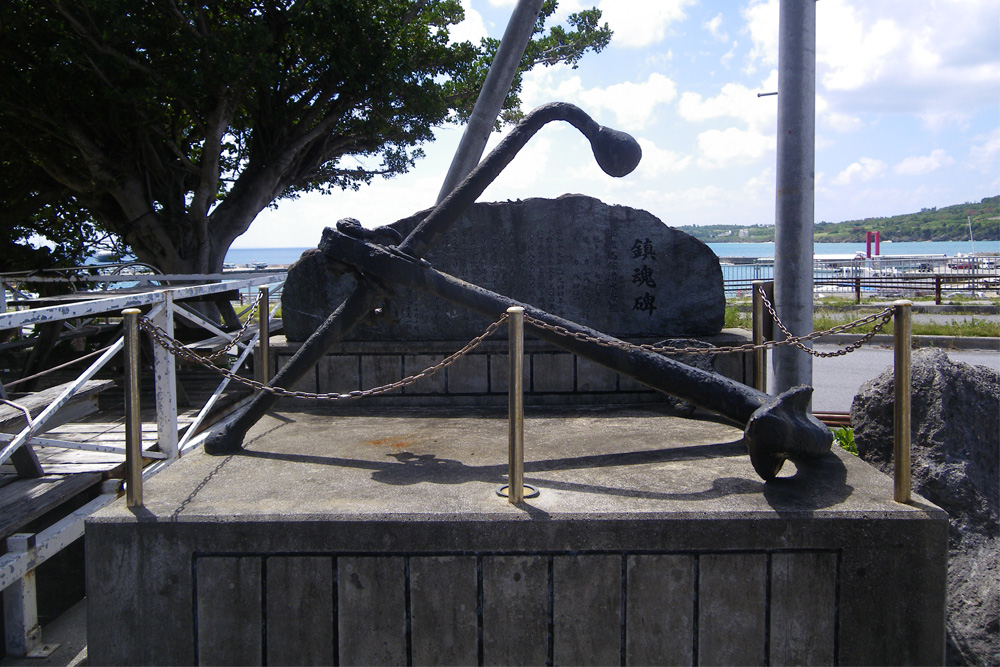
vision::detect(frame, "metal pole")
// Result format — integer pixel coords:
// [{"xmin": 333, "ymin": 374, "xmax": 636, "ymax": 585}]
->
[
  {"xmin": 507, "ymin": 306, "xmax": 525, "ymax": 504},
  {"xmin": 437, "ymin": 0, "xmax": 545, "ymax": 203},
  {"xmin": 893, "ymin": 300, "xmax": 912, "ymax": 503},
  {"xmin": 2, "ymin": 534, "xmax": 48, "ymax": 658},
  {"xmin": 256, "ymin": 286, "xmax": 271, "ymax": 386},
  {"xmin": 151, "ymin": 291, "xmax": 178, "ymax": 459},
  {"xmin": 752, "ymin": 281, "xmax": 767, "ymax": 392},
  {"xmin": 772, "ymin": 0, "xmax": 817, "ymax": 395},
  {"xmin": 123, "ymin": 308, "xmax": 143, "ymax": 508}
]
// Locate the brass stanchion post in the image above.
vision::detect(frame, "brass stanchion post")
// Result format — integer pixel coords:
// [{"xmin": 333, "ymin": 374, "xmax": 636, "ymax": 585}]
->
[
  {"xmin": 752, "ymin": 281, "xmax": 767, "ymax": 392},
  {"xmin": 893, "ymin": 300, "xmax": 912, "ymax": 503},
  {"xmin": 507, "ymin": 306, "xmax": 525, "ymax": 503},
  {"xmin": 255, "ymin": 286, "xmax": 271, "ymax": 386},
  {"xmin": 122, "ymin": 308, "xmax": 143, "ymax": 508},
  {"xmin": 498, "ymin": 307, "xmax": 537, "ymax": 502}
]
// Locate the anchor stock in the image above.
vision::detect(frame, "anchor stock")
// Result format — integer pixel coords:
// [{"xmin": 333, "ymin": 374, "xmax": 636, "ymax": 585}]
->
[{"xmin": 204, "ymin": 102, "xmax": 643, "ymax": 455}]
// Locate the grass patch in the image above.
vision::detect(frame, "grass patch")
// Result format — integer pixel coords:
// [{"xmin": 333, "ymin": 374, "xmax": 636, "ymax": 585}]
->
[
  {"xmin": 724, "ymin": 305, "xmax": 753, "ymax": 329},
  {"xmin": 726, "ymin": 306, "xmax": 1000, "ymax": 337},
  {"xmin": 813, "ymin": 312, "xmax": 1000, "ymax": 337},
  {"xmin": 832, "ymin": 427, "xmax": 857, "ymax": 456}
]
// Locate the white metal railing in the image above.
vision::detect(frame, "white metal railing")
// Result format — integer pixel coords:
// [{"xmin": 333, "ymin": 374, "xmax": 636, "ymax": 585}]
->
[
  {"xmin": 0, "ymin": 273, "xmax": 284, "ymax": 467},
  {"xmin": 0, "ymin": 271, "xmax": 285, "ymax": 656}
]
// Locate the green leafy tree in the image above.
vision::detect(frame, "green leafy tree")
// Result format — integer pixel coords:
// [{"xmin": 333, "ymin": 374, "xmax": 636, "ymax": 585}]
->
[{"xmin": 0, "ymin": 0, "xmax": 610, "ymax": 273}]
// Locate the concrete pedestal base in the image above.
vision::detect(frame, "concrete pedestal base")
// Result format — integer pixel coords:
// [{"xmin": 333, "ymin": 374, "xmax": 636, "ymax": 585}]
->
[{"xmin": 86, "ymin": 407, "xmax": 946, "ymax": 665}]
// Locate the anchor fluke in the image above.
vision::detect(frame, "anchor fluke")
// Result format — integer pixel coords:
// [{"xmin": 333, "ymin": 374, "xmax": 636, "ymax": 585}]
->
[{"xmin": 744, "ymin": 385, "xmax": 833, "ymax": 481}]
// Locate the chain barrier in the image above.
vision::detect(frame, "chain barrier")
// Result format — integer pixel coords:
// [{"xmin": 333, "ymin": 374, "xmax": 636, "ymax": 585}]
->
[
  {"xmin": 140, "ymin": 289, "xmax": 894, "ymax": 400},
  {"xmin": 199, "ymin": 291, "xmax": 265, "ymax": 361},
  {"xmin": 756, "ymin": 286, "xmax": 895, "ymax": 357},
  {"xmin": 140, "ymin": 312, "xmax": 510, "ymax": 401},
  {"xmin": 523, "ymin": 289, "xmax": 895, "ymax": 359}
]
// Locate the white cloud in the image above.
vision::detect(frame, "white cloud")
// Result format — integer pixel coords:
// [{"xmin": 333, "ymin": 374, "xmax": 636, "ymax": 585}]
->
[
  {"xmin": 742, "ymin": 0, "xmax": 778, "ymax": 72},
  {"xmin": 823, "ymin": 112, "xmax": 864, "ymax": 133},
  {"xmin": 480, "ymin": 131, "xmax": 554, "ymax": 195},
  {"xmin": 450, "ymin": 0, "xmax": 488, "ymax": 44},
  {"xmin": 833, "ymin": 157, "xmax": 886, "ymax": 185},
  {"xmin": 596, "ymin": 0, "xmax": 696, "ymax": 48},
  {"xmin": 633, "ymin": 138, "xmax": 692, "ymax": 178},
  {"xmin": 720, "ymin": 41, "xmax": 738, "ymax": 67},
  {"xmin": 579, "ymin": 74, "xmax": 678, "ymax": 129},
  {"xmin": 743, "ymin": 0, "xmax": 1000, "ymax": 122},
  {"xmin": 696, "ymin": 127, "xmax": 774, "ymax": 169},
  {"xmin": 677, "ymin": 80, "xmax": 776, "ymax": 130},
  {"xmin": 704, "ymin": 13, "xmax": 728, "ymax": 42},
  {"xmin": 819, "ymin": 6, "xmax": 903, "ymax": 91},
  {"xmin": 894, "ymin": 150, "xmax": 955, "ymax": 176},
  {"xmin": 676, "ymin": 78, "xmax": 778, "ymax": 169},
  {"xmin": 522, "ymin": 70, "xmax": 678, "ymax": 130},
  {"xmin": 968, "ymin": 128, "xmax": 1000, "ymax": 173}
]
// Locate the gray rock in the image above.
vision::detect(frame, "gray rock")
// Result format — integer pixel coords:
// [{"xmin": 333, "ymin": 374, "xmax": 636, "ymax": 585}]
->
[
  {"xmin": 850, "ymin": 348, "xmax": 999, "ymax": 665},
  {"xmin": 946, "ymin": 538, "xmax": 999, "ymax": 666},
  {"xmin": 282, "ymin": 195, "xmax": 725, "ymax": 342},
  {"xmin": 851, "ymin": 348, "xmax": 998, "ymax": 536}
]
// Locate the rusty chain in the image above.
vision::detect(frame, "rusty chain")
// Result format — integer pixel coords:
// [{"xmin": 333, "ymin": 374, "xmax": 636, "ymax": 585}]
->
[
  {"xmin": 756, "ymin": 286, "xmax": 895, "ymax": 357},
  {"xmin": 140, "ymin": 312, "xmax": 509, "ymax": 401},
  {"xmin": 140, "ymin": 289, "xmax": 896, "ymax": 400},
  {"xmin": 198, "ymin": 291, "xmax": 265, "ymax": 361},
  {"xmin": 523, "ymin": 289, "xmax": 895, "ymax": 359}
]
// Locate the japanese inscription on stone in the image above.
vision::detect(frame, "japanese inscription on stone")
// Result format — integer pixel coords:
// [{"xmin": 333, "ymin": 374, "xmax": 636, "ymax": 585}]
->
[{"xmin": 631, "ymin": 237, "xmax": 657, "ymax": 315}]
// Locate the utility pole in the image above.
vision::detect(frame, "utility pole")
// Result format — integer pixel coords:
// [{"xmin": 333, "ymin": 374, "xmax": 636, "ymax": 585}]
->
[
  {"xmin": 436, "ymin": 0, "xmax": 545, "ymax": 203},
  {"xmin": 772, "ymin": 0, "xmax": 816, "ymax": 395}
]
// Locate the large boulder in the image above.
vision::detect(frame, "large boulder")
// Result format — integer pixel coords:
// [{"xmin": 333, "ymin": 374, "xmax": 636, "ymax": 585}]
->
[
  {"xmin": 850, "ymin": 348, "xmax": 999, "ymax": 665},
  {"xmin": 282, "ymin": 194, "xmax": 725, "ymax": 342}
]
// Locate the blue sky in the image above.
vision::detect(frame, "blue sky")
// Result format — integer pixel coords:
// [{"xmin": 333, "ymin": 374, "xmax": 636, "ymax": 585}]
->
[{"xmin": 236, "ymin": 0, "xmax": 1000, "ymax": 247}]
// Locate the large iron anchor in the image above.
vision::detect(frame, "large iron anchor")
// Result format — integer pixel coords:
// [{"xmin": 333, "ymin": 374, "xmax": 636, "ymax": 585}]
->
[
  {"xmin": 318, "ymin": 228, "xmax": 832, "ymax": 481},
  {"xmin": 205, "ymin": 102, "xmax": 642, "ymax": 455}
]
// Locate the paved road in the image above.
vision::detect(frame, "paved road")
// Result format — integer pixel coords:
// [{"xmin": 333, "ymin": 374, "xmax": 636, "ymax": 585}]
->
[{"xmin": 769, "ymin": 344, "xmax": 1000, "ymax": 413}]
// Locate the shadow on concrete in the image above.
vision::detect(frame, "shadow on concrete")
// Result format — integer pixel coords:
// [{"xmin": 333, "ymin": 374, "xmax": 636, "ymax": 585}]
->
[
  {"xmin": 236, "ymin": 439, "xmax": 791, "ymax": 506},
  {"xmin": 761, "ymin": 450, "xmax": 854, "ymax": 513}
]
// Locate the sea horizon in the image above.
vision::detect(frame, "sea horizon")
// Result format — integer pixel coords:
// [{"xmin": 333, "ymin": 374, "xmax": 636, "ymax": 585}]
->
[{"xmin": 226, "ymin": 239, "xmax": 999, "ymax": 266}]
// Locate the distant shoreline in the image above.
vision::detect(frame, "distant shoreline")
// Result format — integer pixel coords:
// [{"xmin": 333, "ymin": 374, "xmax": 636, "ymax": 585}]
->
[{"xmin": 226, "ymin": 239, "xmax": 999, "ymax": 267}]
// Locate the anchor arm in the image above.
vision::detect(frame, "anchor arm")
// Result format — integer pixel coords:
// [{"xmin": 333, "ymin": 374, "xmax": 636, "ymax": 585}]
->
[{"xmin": 205, "ymin": 103, "xmax": 642, "ymax": 454}]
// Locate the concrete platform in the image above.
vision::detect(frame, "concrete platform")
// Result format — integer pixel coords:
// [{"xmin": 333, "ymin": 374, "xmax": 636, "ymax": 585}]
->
[{"xmin": 86, "ymin": 406, "xmax": 947, "ymax": 665}]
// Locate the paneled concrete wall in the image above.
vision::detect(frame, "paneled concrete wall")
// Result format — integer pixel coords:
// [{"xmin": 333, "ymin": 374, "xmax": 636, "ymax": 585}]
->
[
  {"xmin": 188, "ymin": 550, "xmax": 835, "ymax": 666},
  {"xmin": 269, "ymin": 330, "xmax": 755, "ymax": 407}
]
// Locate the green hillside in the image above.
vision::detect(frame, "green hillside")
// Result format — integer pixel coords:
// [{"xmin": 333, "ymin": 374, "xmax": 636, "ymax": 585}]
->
[{"xmin": 677, "ymin": 195, "xmax": 1000, "ymax": 243}]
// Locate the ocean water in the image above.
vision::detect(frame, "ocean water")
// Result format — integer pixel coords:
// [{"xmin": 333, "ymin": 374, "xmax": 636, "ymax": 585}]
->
[
  {"xmin": 226, "ymin": 239, "xmax": 997, "ymax": 267},
  {"xmin": 225, "ymin": 246, "xmax": 312, "ymax": 266}
]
